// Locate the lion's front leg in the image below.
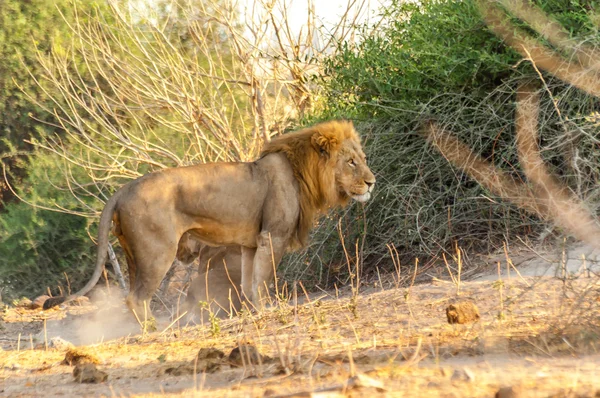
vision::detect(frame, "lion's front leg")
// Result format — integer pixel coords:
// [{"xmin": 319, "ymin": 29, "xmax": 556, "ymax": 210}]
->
[{"xmin": 251, "ymin": 232, "xmax": 287, "ymax": 309}]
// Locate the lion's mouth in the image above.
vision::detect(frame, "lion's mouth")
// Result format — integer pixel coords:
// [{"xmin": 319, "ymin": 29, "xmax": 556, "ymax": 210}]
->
[
  {"xmin": 347, "ymin": 184, "xmax": 374, "ymax": 203},
  {"xmin": 351, "ymin": 192, "xmax": 371, "ymax": 203}
]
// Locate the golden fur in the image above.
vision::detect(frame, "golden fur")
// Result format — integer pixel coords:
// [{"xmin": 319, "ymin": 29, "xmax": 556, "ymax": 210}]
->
[
  {"xmin": 44, "ymin": 120, "xmax": 375, "ymax": 318},
  {"xmin": 185, "ymin": 245, "xmax": 243, "ymax": 323},
  {"xmin": 261, "ymin": 120, "xmax": 360, "ymax": 247}
]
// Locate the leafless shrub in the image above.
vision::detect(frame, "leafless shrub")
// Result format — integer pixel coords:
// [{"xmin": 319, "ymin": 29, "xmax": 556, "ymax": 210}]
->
[
  {"xmin": 417, "ymin": 0, "xmax": 600, "ymax": 334},
  {"xmin": 22, "ymin": 0, "xmax": 372, "ymax": 215}
]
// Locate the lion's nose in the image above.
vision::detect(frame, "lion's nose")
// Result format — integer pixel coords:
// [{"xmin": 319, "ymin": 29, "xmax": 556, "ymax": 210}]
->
[{"xmin": 366, "ymin": 179, "xmax": 375, "ymax": 189}]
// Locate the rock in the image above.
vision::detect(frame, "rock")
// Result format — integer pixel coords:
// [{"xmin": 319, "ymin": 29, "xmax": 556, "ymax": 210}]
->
[
  {"xmin": 496, "ymin": 385, "xmax": 524, "ymax": 398},
  {"xmin": 62, "ymin": 347, "xmax": 101, "ymax": 366},
  {"xmin": 228, "ymin": 344, "xmax": 268, "ymax": 367},
  {"xmin": 446, "ymin": 301, "xmax": 480, "ymax": 324},
  {"xmin": 165, "ymin": 364, "xmax": 194, "ymax": 376},
  {"xmin": 30, "ymin": 295, "xmax": 51, "ymax": 309},
  {"xmin": 49, "ymin": 337, "xmax": 74, "ymax": 350},
  {"xmin": 451, "ymin": 367, "xmax": 475, "ymax": 383},
  {"xmin": 194, "ymin": 348, "xmax": 225, "ymax": 373},
  {"xmin": 163, "ymin": 348, "xmax": 226, "ymax": 376},
  {"xmin": 14, "ymin": 298, "xmax": 32, "ymax": 308},
  {"xmin": 197, "ymin": 347, "xmax": 225, "ymax": 361},
  {"xmin": 73, "ymin": 363, "xmax": 108, "ymax": 383}
]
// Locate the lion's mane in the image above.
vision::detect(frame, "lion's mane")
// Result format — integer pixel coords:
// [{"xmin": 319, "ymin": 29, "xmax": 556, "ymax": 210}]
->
[{"xmin": 260, "ymin": 120, "xmax": 360, "ymax": 247}]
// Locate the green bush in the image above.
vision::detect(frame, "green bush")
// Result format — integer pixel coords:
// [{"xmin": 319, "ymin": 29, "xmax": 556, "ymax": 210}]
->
[
  {"xmin": 284, "ymin": 0, "xmax": 600, "ymax": 285},
  {"xmin": 0, "ymin": 202, "xmax": 95, "ymax": 300},
  {"xmin": 0, "ymin": 152, "xmax": 101, "ymax": 300}
]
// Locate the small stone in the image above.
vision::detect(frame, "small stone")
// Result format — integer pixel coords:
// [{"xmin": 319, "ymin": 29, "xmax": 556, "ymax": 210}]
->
[
  {"xmin": 49, "ymin": 337, "xmax": 74, "ymax": 350},
  {"xmin": 496, "ymin": 385, "xmax": 524, "ymax": 398},
  {"xmin": 451, "ymin": 367, "xmax": 475, "ymax": 383},
  {"xmin": 196, "ymin": 360, "xmax": 221, "ymax": 373},
  {"xmin": 31, "ymin": 296, "xmax": 51, "ymax": 309},
  {"xmin": 446, "ymin": 301, "xmax": 480, "ymax": 324},
  {"xmin": 196, "ymin": 347, "xmax": 225, "ymax": 361},
  {"xmin": 228, "ymin": 344, "xmax": 267, "ymax": 367},
  {"xmin": 165, "ymin": 364, "xmax": 194, "ymax": 376},
  {"xmin": 193, "ymin": 347, "xmax": 225, "ymax": 373},
  {"xmin": 73, "ymin": 363, "xmax": 107, "ymax": 383}
]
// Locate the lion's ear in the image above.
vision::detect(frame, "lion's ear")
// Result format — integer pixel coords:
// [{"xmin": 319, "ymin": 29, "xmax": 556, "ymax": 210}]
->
[{"xmin": 311, "ymin": 132, "xmax": 339, "ymax": 156}]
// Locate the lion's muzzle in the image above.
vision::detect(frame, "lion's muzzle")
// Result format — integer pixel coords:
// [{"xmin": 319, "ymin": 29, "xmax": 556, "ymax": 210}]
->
[{"xmin": 351, "ymin": 179, "xmax": 375, "ymax": 203}]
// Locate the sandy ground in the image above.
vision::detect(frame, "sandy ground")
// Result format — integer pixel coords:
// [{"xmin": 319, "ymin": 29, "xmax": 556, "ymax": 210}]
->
[{"xmin": 1, "ymin": 243, "xmax": 600, "ymax": 397}]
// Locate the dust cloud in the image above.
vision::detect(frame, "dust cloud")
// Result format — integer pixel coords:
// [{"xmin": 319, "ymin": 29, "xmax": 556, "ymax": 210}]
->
[{"xmin": 41, "ymin": 287, "xmax": 141, "ymax": 346}]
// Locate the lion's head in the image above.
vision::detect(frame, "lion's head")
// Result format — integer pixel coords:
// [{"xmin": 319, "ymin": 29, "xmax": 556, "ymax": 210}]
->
[{"xmin": 261, "ymin": 120, "xmax": 375, "ymax": 246}]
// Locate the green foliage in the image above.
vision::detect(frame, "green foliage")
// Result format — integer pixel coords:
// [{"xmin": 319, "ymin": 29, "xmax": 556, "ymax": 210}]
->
[
  {"xmin": 0, "ymin": 0, "xmax": 116, "ymax": 299},
  {"xmin": 287, "ymin": 0, "xmax": 600, "ymax": 284},
  {"xmin": 0, "ymin": 0, "xmax": 256, "ymax": 300},
  {"xmin": 0, "ymin": 202, "xmax": 95, "ymax": 300},
  {"xmin": 0, "ymin": 0, "xmax": 107, "ymax": 202},
  {"xmin": 322, "ymin": 0, "xmax": 521, "ymax": 118},
  {"xmin": 0, "ymin": 151, "xmax": 98, "ymax": 300}
]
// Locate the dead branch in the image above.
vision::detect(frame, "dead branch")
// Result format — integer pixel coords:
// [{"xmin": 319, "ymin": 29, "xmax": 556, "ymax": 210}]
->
[
  {"xmin": 480, "ymin": 2, "xmax": 600, "ymax": 97},
  {"xmin": 498, "ymin": 0, "xmax": 600, "ymax": 72},
  {"xmin": 422, "ymin": 121, "xmax": 545, "ymax": 216},
  {"xmin": 515, "ymin": 82, "xmax": 600, "ymax": 245},
  {"xmin": 23, "ymin": 0, "xmax": 374, "ymax": 214},
  {"xmin": 423, "ymin": 83, "xmax": 600, "ymax": 249}
]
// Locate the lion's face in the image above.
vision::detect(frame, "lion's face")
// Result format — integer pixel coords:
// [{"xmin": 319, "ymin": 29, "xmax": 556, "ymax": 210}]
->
[{"xmin": 335, "ymin": 139, "xmax": 376, "ymax": 203}]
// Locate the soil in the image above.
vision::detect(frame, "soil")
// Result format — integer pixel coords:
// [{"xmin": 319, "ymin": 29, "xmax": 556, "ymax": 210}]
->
[{"xmin": 2, "ymin": 243, "xmax": 600, "ymax": 397}]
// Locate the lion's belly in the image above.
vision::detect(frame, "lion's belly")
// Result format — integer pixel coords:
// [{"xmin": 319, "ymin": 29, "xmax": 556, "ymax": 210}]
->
[{"xmin": 186, "ymin": 221, "xmax": 260, "ymax": 248}]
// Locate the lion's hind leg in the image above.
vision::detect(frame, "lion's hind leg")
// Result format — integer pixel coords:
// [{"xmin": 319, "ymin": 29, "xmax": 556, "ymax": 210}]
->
[
  {"xmin": 116, "ymin": 235, "xmax": 136, "ymax": 291},
  {"xmin": 185, "ymin": 250, "xmax": 242, "ymax": 323},
  {"xmin": 124, "ymin": 234, "xmax": 178, "ymax": 329}
]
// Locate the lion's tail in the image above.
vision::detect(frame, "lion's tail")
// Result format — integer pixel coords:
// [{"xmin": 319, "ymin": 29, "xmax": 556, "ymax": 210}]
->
[{"xmin": 43, "ymin": 189, "xmax": 124, "ymax": 310}]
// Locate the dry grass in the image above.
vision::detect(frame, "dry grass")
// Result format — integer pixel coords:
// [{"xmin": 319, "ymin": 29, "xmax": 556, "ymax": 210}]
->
[{"xmin": 2, "ymin": 258, "xmax": 600, "ymax": 397}]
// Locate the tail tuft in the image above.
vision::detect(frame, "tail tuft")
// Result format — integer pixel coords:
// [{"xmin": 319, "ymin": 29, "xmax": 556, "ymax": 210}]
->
[{"xmin": 43, "ymin": 296, "xmax": 67, "ymax": 310}]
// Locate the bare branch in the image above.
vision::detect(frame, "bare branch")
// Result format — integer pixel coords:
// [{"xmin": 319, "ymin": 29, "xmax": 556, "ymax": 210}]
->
[
  {"xmin": 515, "ymin": 82, "xmax": 600, "ymax": 245},
  {"xmin": 480, "ymin": 3, "xmax": 600, "ymax": 97}
]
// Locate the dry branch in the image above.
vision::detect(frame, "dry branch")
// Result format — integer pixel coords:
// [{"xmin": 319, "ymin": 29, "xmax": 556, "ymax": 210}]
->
[
  {"xmin": 423, "ymin": 82, "xmax": 600, "ymax": 249},
  {"xmin": 24, "ymin": 0, "xmax": 372, "ymax": 213},
  {"xmin": 480, "ymin": 2, "xmax": 600, "ymax": 97},
  {"xmin": 498, "ymin": 0, "xmax": 600, "ymax": 72},
  {"xmin": 422, "ymin": 121, "xmax": 544, "ymax": 216},
  {"xmin": 514, "ymin": 82, "xmax": 600, "ymax": 246}
]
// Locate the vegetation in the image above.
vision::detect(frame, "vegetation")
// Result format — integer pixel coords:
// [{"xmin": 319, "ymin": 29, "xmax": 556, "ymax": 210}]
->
[
  {"xmin": 3, "ymin": 3, "xmax": 600, "ymax": 397},
  {"xmin": 0, "ymin": 0, "xmax": 108, "ymax": 299},
  {"xmin": 2, "ymin": 0, "xmax": 600, "ymax": 298},
  {"xmin": 0, "ymin": 0, "xmax": 366, "ymax": 299},
  {"xmin": 282, "ymin": 0, "xmax": 600, "ymax": 286}
]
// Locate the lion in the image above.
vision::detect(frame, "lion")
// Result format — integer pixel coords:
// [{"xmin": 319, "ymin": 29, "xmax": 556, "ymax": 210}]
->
[
  {"xmin": 166, "ymin": 233, "xmax": 243, "ymax": 321},
  {"xmin": 44, "ymin": 120, "xmax": 375, "ymax": 321},
  {"xmin": 174, "ymin": 231, "xmax": 205, "ymax": 266},
  {"xmin": 184, "ymin": 245, "xmax": 243, "ymax": 323}
]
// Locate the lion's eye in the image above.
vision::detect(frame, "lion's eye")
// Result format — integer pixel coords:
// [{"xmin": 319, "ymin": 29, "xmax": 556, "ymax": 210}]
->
[{"xmin": 348, "ymin": 159, "xmax": 356, "ymax": 167}]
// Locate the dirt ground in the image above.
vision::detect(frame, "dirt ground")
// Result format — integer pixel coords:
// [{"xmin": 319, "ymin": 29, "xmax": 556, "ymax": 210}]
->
[{"xmin": 2, "ymin": 245, "xmax": 600, "ymax": 397}]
